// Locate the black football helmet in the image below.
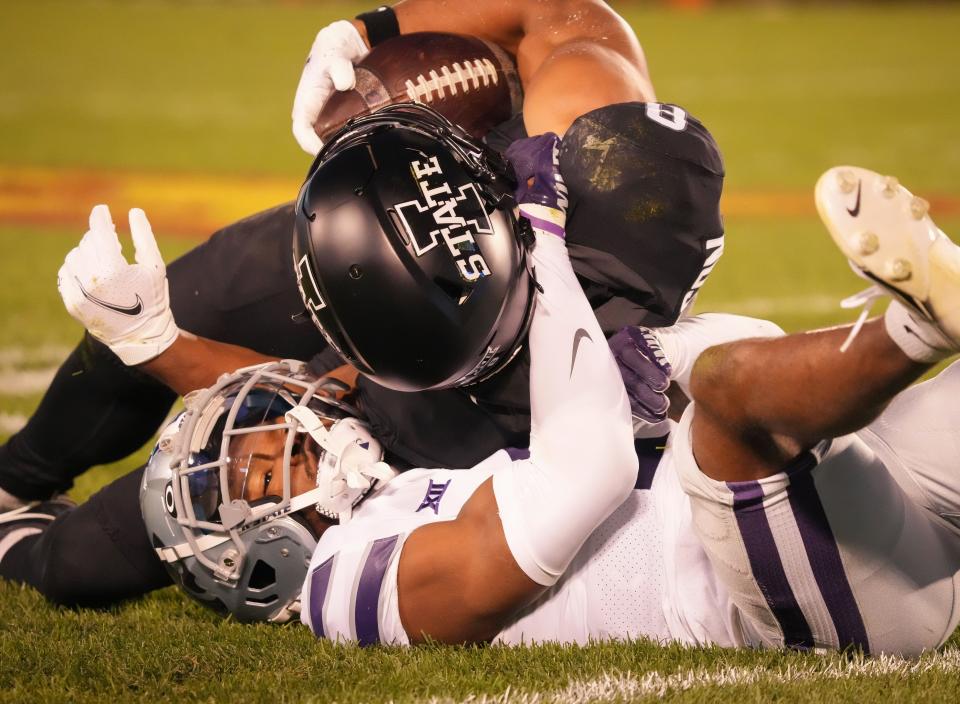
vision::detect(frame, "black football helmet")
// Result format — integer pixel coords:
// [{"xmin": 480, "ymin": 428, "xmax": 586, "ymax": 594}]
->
[{"xmin": 293, "ymin": 103, "xmax": 536, "ymax": 392}]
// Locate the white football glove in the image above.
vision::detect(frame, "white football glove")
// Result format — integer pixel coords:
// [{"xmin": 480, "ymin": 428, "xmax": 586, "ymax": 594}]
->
[
  {"xmin": 291, "ymin": 20, "xmax": 369, "ymax": 155},
  {"xmin": 57, "ymin": 205, "xmax": 179, "ymax": 366}
]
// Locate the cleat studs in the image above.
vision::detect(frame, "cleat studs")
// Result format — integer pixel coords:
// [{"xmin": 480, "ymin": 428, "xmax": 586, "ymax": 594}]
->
[
  {"xmin": 910, "ymin": 197, "xmax": 930, "ymax": 220},
  {"xmin": 857, "ymin": 231, "xmax": 879, "ymax": 255},
  {"xmin": 881, "ymin": 176, "xmax": 900, "ymax": 198},
  {"xmin": 887, "ymin": 258, "xmax": 912, "ymax": 281},
  {"xmin": 837, "ymin": 169, "xmax": 858, "ymax": 194}
]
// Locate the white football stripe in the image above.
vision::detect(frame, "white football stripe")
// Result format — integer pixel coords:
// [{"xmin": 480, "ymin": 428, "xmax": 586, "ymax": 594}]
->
[
  {"xmin": 0, "ymin": 346, "xmax": 67, "ymax": 397},
  {"xmin": 422, "ymin": 647, "xmax": 960, "ymax": 703},
  {"xmin": 0, "ymin": 368, "xmax": 58, "ymax": 396},
  {"xmin": 0, "ymin": 412, "xmax": 28, "ymax": 435},
  {"xmin": 0, "ymin": 345, "xmax": 71, "ymax": 366},
  {"xmin": 701, "ymin": 293, "xmax": 843, "ymax": 317}
]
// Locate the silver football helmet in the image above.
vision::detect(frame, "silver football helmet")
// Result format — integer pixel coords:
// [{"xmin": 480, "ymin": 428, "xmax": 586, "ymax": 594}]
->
[{"xmin": 140, "ymin": 360, "xmax": 395, "ymax": 623}]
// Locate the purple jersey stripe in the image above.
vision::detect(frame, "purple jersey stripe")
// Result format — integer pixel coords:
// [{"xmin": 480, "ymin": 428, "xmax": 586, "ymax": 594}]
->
[
  {"xmin": 307, "ymin": 555, "xmax": 335, "ymax": 639},
  {"xmin": 786, "ymin": 453, "xmax": 870, "ymax": 653},
  {"xmin": 634, "ymin": 434, "xmax": 669, "ymax": 490},
  {"xmin": 728, "ymin": 480, "xmax": 815, "ymax": 649},
  {"xmin": 523, "ymin": 213, "xmax": 566, "ymax": 238},
  {"xmin": 354, "ymin": 534, "xmax": 400, "ymax": 646}
]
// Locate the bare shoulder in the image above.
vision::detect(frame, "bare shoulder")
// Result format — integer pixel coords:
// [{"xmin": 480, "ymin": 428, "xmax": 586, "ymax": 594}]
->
[{"xmin": 516, "ymin": 0, "xmax": 655, "ymax": 135}]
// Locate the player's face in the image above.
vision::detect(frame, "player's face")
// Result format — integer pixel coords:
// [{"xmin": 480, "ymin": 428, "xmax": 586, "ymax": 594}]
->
[{"xmin": 227, "ymin": 420, "xmax": 332, "ymax": 537}]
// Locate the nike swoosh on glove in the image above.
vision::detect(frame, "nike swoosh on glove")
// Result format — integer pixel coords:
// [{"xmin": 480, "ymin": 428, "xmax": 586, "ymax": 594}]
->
[
  {"xmin": 506, "ymin": 133, "xmax": 569, "ymax": 239},
  {"xmin": 608, "ymin": 326, "xmax": 672, "ymax": 423},
  {"xmin": 291, "ymin": 20, "xmax": 369, "ymax": 155},
  {"xmin": 57, "ymin": 205, "xmax": 179, "ymax": 366}
]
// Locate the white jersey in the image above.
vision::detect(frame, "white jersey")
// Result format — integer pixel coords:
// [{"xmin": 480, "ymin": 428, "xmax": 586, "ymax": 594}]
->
[{"xmin": 300, "ymin": 429, "xmax": 741, "ymax": 647}]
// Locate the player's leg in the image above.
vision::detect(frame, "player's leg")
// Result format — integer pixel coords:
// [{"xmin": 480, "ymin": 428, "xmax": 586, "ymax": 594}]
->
[
  {"xmin": 859, "ymin": 359, "xmax": 960, "ymax": 533},
  {"xmin": 690, "ymin": 166, "xmax": 960, "ymax": 481},
  {"xmin": 0, "ymin": 465, "xmax": 171, "ymax": 607},
  {"xmin": 689, "ymin": 318, "xmax": 931, "ymax": 482},
  {"xmin": 0, "ymin": 203, "xmax": 330, "ymax": 505},
  {"xmin": 672, "ymin": 168, "xmax": 960, "ymax": 655}
]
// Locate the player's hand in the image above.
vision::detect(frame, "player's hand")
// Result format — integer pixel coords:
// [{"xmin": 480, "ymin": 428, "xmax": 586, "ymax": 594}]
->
[
  {"xmin": 506, "ymin": 133, "xmax": 569, "ymax": 239},
  {"xmin": 57, "ymin": 205, "xmax": 179, "ymax": 366},
  {"xmin": 609, "ymin": 326, "xmax": 672, "ymax": 424},
  {"xmin": 291, "ymin": 20, "xmax": 370, "ymax": 156}
]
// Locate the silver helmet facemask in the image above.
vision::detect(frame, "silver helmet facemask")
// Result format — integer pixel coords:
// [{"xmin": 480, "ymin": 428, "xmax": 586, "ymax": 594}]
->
[{"xmin": 141, "ymin": 360, "xmax": 395, "ymax": 622}]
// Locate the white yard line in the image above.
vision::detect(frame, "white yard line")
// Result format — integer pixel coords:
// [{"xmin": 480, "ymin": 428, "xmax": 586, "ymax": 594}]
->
[
  {"xmin": 0, "ymin": 345, "xmax": 70, "ymax": 367},
  {"xmin": 0, "ymin": 412, "xmax": 28, "ymax": 435},
  {"xmin": 429, "ymin": 648, "xmax": 960, "ymax": 703},
  {"xmin": 0, "ymin": 346, "xmax": 69, "ymax": 433},
  {"xmin": 0, "ymin": 368, "xmax": 57, "ymax": 396},
  {"xmin": 0, "ymin": 345, "xmax": 68, "ymax": 398},
  {"xmin": 701, "ymin": 293, "xmax": 844, "ymax": 318}
]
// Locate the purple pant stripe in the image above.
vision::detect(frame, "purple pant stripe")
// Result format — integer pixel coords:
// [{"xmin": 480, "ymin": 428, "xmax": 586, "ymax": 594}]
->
[
  {"xmin": 728, "ymin": 480, "xmax": 814, "ymax": 649},
  {"xmin": 523, "ymin": 214, "xmax": 565, "ymax": 238},
  {"xmin": 786, "ymin": 453, "xmax": 870, "ymax": 653},
  {"xmin": 355, "ymin": 534, "xmax": 400, "ymax": 646},
  {"xmin": 307, "ymin": 555, "xmax": 335, "ymax": 639}
]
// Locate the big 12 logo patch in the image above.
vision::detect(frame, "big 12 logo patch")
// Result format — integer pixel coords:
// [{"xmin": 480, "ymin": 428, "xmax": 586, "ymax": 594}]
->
[{"xmin": 394, "ymin": 156, "xmax": 493, "ymax": 282}]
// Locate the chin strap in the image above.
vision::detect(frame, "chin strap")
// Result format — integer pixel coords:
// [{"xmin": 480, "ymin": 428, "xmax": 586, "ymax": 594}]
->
[{"xmin": 285, "ymin": 405, "xmax": 396, "ymax": 523}]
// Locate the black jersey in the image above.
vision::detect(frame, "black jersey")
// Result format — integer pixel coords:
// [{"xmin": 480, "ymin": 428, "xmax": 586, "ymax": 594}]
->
[{"xmin": 356, "ymin": 102, "xmax": 725, "ymax": 468}]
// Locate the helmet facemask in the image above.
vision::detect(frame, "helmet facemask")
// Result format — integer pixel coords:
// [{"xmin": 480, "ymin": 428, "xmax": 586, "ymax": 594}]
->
[{"xmin": 144, "ymin": 360, "xmax": 396, "ymax": 622}]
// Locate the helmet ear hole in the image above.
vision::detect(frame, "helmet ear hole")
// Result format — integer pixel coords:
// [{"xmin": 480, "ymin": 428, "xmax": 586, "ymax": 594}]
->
[{"xmin": 248, "ymin": 560, "xmax": 277, "ymax": 591}]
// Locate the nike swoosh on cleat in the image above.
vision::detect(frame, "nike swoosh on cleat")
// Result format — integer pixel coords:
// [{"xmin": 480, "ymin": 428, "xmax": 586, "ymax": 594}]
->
[
  {"xmin": 570, "ymin": 328, "xmax": 593, "ymax": 377},
  {"xmin": 847, "ymin": 181, "xmax": 862, "ymax": 217},
  {"xmin": 77, "ymin": 280, "xmax": 144, "ymax": 316}
]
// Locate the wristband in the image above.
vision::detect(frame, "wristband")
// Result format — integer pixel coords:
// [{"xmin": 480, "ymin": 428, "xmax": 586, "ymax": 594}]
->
[{"xmin": 355, "ymin": 6, "xmax": 400, "ymax": 47}]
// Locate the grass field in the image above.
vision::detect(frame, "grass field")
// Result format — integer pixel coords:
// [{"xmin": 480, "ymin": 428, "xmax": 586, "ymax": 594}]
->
[{"xmin": 2, "ymin": 1, "xmax": 960, "ymax": 701}]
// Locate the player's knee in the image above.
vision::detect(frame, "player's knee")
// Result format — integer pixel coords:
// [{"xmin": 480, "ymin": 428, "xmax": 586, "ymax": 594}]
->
[
  {"xmin": 689, "ymin": 343, "xmax": 735, "ymax": 410},
  {"xmin": 688, "ymin": 319, "xmax": 784, "ymax": 422}
]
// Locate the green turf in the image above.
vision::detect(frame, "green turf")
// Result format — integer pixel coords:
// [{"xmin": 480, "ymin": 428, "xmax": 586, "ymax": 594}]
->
[
  {"xmin": 2, "ymin": 2, "xmax": 959, "ymax": 189},
  {"xmin": 2, "ymin": 2, "xmax": 960, "ymax": 702}
]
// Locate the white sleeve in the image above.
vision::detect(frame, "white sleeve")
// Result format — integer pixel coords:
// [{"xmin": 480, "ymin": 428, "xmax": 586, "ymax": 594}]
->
[
  {"xmin": 657, "ymin": 313, "xmax": 785, "ymax": 396},
  {"xmin": 493, "ymin": 233, "xmax": 638, "ymax": 585},
  {"xmin": 300, "ymin": 530, "xmax": 409, "ymax": 645}
]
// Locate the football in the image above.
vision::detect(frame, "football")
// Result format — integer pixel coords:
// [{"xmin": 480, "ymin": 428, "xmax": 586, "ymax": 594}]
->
[{"xmin": 312, "ymin": 32, "xmax": 523, "ymax": 143}]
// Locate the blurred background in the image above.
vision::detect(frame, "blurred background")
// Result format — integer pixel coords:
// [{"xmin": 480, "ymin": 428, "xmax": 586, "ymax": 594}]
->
[{"xmin": 1, "ymin": 0, "xmax": 958, "ymax": 496}]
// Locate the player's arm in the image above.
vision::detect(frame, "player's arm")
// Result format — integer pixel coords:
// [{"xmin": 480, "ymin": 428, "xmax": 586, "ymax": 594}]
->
[
  {"xmin": 56, "ymin": 205, "xmax": 277, "ymax": 395},
  {"xmin": 137, "ymin": 334, "xmax": 275, "ymax": 396},
  {"xmin": 389, "ymin": 0, "xmax": 654, "ymax": 135},
  {"xmin": 293, "ymin": 0, "xmax": 653, "ymax": 152},
  {"xmin": 395, "ymin": 135, "xmax": 639, "ymax": 644}
]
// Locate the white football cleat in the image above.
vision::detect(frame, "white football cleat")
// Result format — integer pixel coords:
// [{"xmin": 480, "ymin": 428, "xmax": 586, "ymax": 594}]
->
[{"xmin": 816, "ymin": 166, "xmax": 960, "ymax": 353}]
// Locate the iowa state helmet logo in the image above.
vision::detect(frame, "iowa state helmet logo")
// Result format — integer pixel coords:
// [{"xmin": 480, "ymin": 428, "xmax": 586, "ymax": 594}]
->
[{"xmin": 394, "ymin": 155, "xmax": 493, "ymax": 283}]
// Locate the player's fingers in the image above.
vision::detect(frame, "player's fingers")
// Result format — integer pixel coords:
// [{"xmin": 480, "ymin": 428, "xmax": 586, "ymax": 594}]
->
[
  {"xmin": 617, "ymin": 344, "xmax": 669, "ymax": 392},
  {"xmin": 86, "ymin": 204, "xmax": 123, "ymax": 261},
  {"xmin": 628, "ymin": 384, "xmax": 669, "ymax": 423},
  {"xmin": 638, "ymin": 391, "xmax": 670, "ymax": 421},
  {"xmin": 88, "ymin": 203, "xmax": 115, "ymax": 234},
  {"xmin": 293, "ymin": 117, "xmax": 324, "ymax": 156},
  {"xmin": 129, "ymin": 208, "xmax": 164, "ymax": 271},
  {"xmin": 328, "ymin": 57, "xmax": 357, "ymax": 91}
]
